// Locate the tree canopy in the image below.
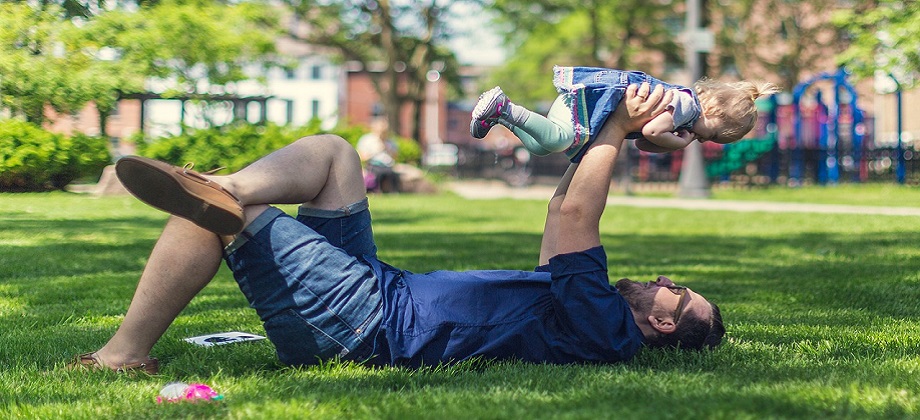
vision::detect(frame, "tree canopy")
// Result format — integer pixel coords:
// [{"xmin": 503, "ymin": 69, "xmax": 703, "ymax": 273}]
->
[
  {"xmin": 714, "ymin": 0, "xmax": 845, "ymax": 92},
  {"xmin": 285, "ymin": 0, "xmax": 465, "ymax": 141},
  {"xmin": 0, "ymin": 4, "xmax": 85, "ymax": 124},
  {"xmin": 833, "ymin": 0, "xmax": 920, "ymax": 87},
  {"xmin": 0, "ymin": 0, "xmax": 278, "ymax": 132},
  {"xmin": 484, "ymin": 0, "xmax": 682, "ymax": 108}
]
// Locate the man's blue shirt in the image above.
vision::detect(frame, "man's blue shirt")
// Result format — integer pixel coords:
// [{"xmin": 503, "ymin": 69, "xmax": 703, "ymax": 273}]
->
[{"xmin": 368, "ymin": 246, "xmax": 644, "ymax": 367}]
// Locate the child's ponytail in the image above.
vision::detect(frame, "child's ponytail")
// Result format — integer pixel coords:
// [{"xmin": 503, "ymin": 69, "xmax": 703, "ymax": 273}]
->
[{"xmin": 747, "ymin": 81, "xmax": 781, "ymax": 101}]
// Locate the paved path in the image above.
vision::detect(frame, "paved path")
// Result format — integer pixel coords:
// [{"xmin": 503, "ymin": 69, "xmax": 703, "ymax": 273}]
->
[{"xmin": 447, "ymin": 180, "xmax": 920, "ymax": 217}]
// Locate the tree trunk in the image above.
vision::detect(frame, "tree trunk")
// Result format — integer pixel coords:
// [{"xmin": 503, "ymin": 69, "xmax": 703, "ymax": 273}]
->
[
  {"xmin": 98, "ymin": 107, "xmax": 110, "ymax": 138},
  {"xmin": 377, "ymin": 0, "xmax": 402, "ymax": 136}
]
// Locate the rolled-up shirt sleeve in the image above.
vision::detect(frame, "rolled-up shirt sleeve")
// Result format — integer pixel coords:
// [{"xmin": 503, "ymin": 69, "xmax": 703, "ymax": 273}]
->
[{"xmin": 547, "ymin": 246, "xmax": 643, "ymax": 362}]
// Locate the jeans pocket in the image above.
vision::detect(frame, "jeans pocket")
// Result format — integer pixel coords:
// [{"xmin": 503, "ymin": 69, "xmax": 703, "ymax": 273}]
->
[{"xmin": 263, "ymin": 309, "xmax": 350, "ymax": 366}]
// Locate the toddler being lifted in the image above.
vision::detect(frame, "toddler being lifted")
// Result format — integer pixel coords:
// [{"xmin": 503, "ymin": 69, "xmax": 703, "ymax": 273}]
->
[{"xmin": 471, "ymin": 66, "xmax": 779, "ymax": 162}]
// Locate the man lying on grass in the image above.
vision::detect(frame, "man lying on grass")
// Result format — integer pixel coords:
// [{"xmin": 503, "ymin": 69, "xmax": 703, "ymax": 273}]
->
[{"xmin": 70, "ymin": 83, "xmax": 724, "ymax": 374}]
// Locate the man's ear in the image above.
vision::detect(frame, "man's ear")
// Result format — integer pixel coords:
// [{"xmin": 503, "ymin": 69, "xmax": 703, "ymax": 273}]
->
[{"xmin": 647, "ymin": 315, "xmax": 677, "ymax": 334}]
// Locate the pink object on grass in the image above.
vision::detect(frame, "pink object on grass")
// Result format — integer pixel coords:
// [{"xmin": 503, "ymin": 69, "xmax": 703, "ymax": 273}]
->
[{"xmin": 157, "ymin": 382, "xmax": 223, "ymax": 403}]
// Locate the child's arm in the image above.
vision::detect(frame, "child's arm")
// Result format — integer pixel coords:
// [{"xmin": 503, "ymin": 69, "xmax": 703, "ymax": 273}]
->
[
  {"xmin": 634, "ymin": 138, "xmax": 679, "ymax": 153},
  {"xmin": 635, "ymin": 130, "xmax": 696, "ymax": 153},
  {"xmin": 641, "ymin": 112, "xmax": 695, "ymax": 150}
]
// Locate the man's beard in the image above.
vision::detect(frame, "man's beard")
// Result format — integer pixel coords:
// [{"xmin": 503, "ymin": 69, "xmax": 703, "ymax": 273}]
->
[{"xmin": 615, "ymin": 278, "xmax": 653, "ymax": 313}]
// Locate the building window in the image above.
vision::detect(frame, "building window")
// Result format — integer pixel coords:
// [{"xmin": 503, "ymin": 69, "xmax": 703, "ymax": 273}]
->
[
  {"xmin": 285, "ymin": 100, "xmax": 294, "ymax": 124},
  {"xmin": 311, "ymin": 65, "xmax": 323, "ymax": 80},
  {"xmin": 285, "ymin": 67, "xmax": 297, "ymax": 80},
  {"xmin": 311, "ymin": 100, "xmax": 321, "ymax": 119}
]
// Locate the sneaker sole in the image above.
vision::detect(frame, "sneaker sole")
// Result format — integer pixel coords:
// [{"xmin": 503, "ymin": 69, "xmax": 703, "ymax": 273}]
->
[
  {"xmin": 471, "ymin": 87, "xmax": 506, "ymax": 138},
  {"xmin": 471, "ymin": 86, "xmax": 505, "ymax": 121},
  {"xmin": 470, "ymin": 119, "xmax": 493, "ymax": 139},
  {"xmin": 116, "ymin": 157, "xmax": 244, "ymax": 235}
]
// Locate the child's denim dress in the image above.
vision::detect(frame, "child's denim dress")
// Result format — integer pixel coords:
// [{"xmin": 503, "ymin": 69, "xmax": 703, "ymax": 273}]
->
[{"xmin": 552, "ymin": 66, "xmax": 701, "ymax": 162}]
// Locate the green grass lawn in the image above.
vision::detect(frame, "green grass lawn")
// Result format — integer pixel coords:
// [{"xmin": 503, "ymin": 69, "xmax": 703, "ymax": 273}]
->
[
  {"xmin": 710, "ymin": 183, "xmax": 920, "ymax": 207},
  {"xmin": 1, "ymin": 191, "xmax": 919, "ymax": 419},
  {"xmin": 619, "ymin": 182, "xmax": 920, "ymax": 207}
]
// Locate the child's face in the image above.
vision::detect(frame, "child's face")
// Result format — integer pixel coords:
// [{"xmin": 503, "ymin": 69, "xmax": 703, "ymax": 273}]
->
[{"xmin": 692, "ymin": 117, "xmax": 721, "ymax": 143}]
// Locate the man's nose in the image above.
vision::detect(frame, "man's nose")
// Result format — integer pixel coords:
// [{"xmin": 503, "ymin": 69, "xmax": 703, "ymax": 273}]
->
[{"xmin": 656, "ymin": 275, "xmax": 674, "ymax": 286}]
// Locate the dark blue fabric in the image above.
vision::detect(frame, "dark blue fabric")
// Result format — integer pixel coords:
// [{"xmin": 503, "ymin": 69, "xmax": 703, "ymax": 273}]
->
[
  {"xmin": 227, "ymin": 205, "xmax": 644, "ymax": 368},
  {"xmin": 370, "ymin": 246, "xmax": 644, "ymax": 367},
  {"xmin": 225, "ymin": 205, "xmax": 381, "ymax": 366}
]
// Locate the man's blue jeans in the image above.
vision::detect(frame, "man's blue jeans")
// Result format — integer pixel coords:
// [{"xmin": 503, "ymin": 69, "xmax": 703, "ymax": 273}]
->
[{"xmin": 223, "ymin": 200, "xmax": 382, "ymax": 366}]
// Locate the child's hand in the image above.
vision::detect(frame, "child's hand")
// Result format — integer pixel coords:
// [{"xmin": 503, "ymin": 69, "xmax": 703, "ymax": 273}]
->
[{"xmin": 677, "ymin": 130, "xmax": 696, "ymax": 143}]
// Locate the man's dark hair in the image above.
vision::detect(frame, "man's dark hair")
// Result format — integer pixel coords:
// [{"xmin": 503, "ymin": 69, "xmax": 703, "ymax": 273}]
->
[{"xmin": 645, "ymin": 302, "xmax": 725, "ymax": 350}]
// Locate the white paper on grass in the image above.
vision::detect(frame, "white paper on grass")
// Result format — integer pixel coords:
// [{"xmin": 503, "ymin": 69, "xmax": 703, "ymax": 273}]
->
[{"xmin": 184, "ymin": 331, "xmax": 266, "ymax": 347}]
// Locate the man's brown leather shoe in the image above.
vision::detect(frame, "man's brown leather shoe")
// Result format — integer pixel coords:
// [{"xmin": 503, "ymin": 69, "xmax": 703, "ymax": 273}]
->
[
  {"xmin": 68, "ymin": 352, "xmax": 160, "ymax": 375},
  {"xmin": 115, "ymin": 156, "xmax": 245, "ymax": 235}
]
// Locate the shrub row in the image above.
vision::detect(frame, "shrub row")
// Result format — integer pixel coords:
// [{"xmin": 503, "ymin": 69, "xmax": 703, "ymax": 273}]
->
[
  {"xmin": 0, "ymin": 118, "xmax": 423, "ymax": 192},
  {"xmin": 0, "ymin": 120, "xmax": 111, "ymax": 191},
  {"xmin": 135, "ymin": 120, "xmax": 422, "ymax": 172}
]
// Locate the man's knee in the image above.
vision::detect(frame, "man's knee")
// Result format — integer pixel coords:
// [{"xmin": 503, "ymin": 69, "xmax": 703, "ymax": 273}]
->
[
  {"xmin": 292, "ymin": 133, "xmax": 348, "ymax": 150},
  {"xmin": 291, "ymin": 134, "xmax": 365, "ymax": 202},
  {"xmin": 294, "ymin": 134, "xmax": 360, "ymax": 167}
]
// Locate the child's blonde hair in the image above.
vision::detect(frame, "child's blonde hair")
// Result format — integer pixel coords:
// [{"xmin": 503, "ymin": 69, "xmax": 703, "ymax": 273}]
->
[{"xmin": 694, "ymin": 79, "xmax": 781, "ymax": 143}]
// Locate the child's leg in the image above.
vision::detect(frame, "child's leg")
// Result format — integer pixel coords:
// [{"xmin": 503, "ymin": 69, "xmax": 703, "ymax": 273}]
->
[
  {"xmin": 504, "ymin": 96, "xmax": 574, "ymax": 156},
  {"xmin": 470, "ymin": 87, "xmax": 575, "ymax": 156}
]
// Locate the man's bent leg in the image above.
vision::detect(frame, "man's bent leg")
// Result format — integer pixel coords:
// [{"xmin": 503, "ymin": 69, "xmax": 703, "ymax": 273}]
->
[
  {"xmin": 116, "ymin": 134, "xmax": 367, "ymax": 235},
  {"xmin": 216, "ymin": 134, "xmax": 367, "ymax": 211},
  {"xmin": 92, "ymin": 216, "xmax": 225, "ymax": 369},
  {"xmin": 91, "ymin": 135, "xmax": 367, "ymax": 369}
]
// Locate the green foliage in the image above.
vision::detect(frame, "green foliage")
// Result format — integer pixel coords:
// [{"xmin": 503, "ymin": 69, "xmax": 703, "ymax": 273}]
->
[
  {"xmin": 833, "ymin": 0, "xmax": 920, "ymax": 85},
  {"xmin": 486, "ymin": 0, "xmax": 681, "ymax": 104},
  {"xmin": 485, "ymin": 14, "xmax": 592, "ymax": 108},
  {"xmin": 119, "ymin": 0, "xmax": 279, "ymax": 92},
  {"xmin": 286, "ymin": 0, "xmax": 463, "ymax": 139},
  {"xmin": 715, "ymin": 0, "xmax": 842, "ymax": 90},
  {"xmin": 58, "ymin": 133, "xmax": 113, "ymax": 186},
  {"xmin": 0, "ymin": 4, "xmax": 82, "ymax": 123},
  {"xmin": 0, "ymin": 1, "xmax": 280, "ymax": 130},
  {"xmin": 395, "ymin": 137, "xmax": 422, "ymax": 165},
  {"xmin": 136, "ymin": 122, "xmax": 423, "ymax": 170},
  {"xmin": 0, "ymin": 120, "xmax": 110, "ymax": 191},
  {"xmin": 136, "ymin": 123, "xmax": 310, "ymax": 172}
]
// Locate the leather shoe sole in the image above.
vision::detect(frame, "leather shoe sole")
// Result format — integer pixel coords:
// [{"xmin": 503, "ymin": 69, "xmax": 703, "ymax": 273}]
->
[
  {"xmin": 68, "ymin": 352, "xmax": 159, "ymax": 375},
  {"xmin": 116, "ymin": 156, "xmax": 244, "ymax": 235}
]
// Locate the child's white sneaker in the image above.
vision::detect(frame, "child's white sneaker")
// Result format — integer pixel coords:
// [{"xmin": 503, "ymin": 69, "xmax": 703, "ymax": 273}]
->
[{"xmin": 470, "ymin": 86, "xmax": 510, "ymax": 139}]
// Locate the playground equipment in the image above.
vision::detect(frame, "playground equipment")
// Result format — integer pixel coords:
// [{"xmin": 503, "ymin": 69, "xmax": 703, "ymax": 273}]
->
[
  {"xmin": 703, "ymin": 68, "xmax": 915, "ymax": 185},
  {"xmin": 705, "ymin": 96, "xmax": 778, "ymax": 180},
  {"xmin": 791, "ymin": 68, "xmax": 866, "ymax": 184},
  {"xmin": 888, "ymin": 73, "xmax": 907, "ymax": 184}
]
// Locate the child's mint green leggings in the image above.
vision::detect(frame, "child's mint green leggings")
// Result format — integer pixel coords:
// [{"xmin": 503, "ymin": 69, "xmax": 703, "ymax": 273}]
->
[{"xmin": 504, "ymin": 95, "xmax": 575, "ymax": 156}]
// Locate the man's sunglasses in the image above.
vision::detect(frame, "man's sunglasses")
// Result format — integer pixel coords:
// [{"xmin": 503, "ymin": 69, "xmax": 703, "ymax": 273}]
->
[{"xmin": 664, "ymin": 285, "xmax": 689, "ymax": 324}]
